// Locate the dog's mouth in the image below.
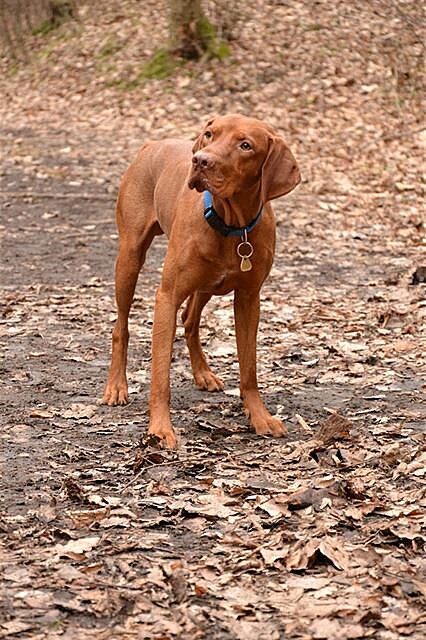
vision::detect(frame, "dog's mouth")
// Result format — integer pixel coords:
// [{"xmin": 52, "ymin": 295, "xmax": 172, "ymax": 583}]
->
[
  {"xmin": 188, "ymin": 169, "xmax": 226, "ymax": 196},
  {"xmin": 188, "ymin": 172, "xmax": 209, "ymax": 193}
]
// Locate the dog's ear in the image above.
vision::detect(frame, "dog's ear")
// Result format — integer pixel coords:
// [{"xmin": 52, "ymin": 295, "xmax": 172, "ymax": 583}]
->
[
  {"xmin": 192, "ymin": 118, "xmax": 215, "ymax": 153},
  {"xmin": 261, "ymin": 136, "xmax": 300, "ymax": 203}
]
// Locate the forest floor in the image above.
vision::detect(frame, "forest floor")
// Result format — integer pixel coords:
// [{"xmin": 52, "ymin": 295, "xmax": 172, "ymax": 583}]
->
[{"xmin": 0, "ymin": 1, "xmax": 425, "ymax": 639}]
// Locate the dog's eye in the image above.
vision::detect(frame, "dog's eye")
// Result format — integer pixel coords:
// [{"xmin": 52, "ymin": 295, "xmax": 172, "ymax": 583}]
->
[
  {"xmin": 204, "ymin": 131, "xmax": 213, "ymax": 139},
  {"xmin": 240, "ymin": 141, "xmax": 252, "ymax": 151}
]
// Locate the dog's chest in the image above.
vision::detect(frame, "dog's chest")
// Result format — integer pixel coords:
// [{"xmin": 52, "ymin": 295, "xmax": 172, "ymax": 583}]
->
[
  {"xmin": 198, "ymin": 251, "xmax": 268, "ymax": 295},
  {"xmin": 173, "ymin": 228, "xmax": 274, "ymax": 295},
  {"xmin": 202, "ymin": 271, "xmax": 236, "ymax": 295}
]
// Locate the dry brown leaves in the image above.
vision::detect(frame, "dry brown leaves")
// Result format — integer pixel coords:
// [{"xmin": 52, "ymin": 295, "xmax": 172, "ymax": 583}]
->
[{"xmin": 0, "ymin": 1, "xmax": 425, "ymax": 639}]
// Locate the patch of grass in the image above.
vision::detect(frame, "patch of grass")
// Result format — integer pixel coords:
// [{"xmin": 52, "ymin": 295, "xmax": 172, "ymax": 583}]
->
[
  {"xmin": 198, "ymin": 17, "xmax": 231, "ymax": 61},
  {"xmin": 32, "ymin": 20, "xmax": 56, "ymax": 36},
  {"xmin": 6, "ymin": 62, "xmax": 19, "ymax": 77},
  {"xmin": 105, "ymin": 49, "xmax": 178, "ymax": 91},
  {"xmin": 217, "ymin": 41, "xmax": 231, "ymax": 60},
  {"xmin": 140, "ymin": 48, "xmax": 177, "ymax": 80},
  {"xmin": 105, "ymin": 77, "xmax": 140, "ymax": 91},
  {"xmin": 50, "ymin": 620, "xmax": 63, "ymax": 630},
  {"xmin": 98, "ymin": 36, "xmax": 122, "ymax": 58},
  {"xmin": 198, "ymin": 16, "xmax": 216, "ymax": 48},
  {"xmin": 37, "ymin": 39, "xmax": 60, "ymax": 61},
  {"xmin": 103, "ymin": 20, "xmax": 230, "ymax": 92},
  {"xmin": 32, "ymin": 1, "xmax": 76, "ymax": 36},
  {"xmin": 32, "ymin": 27, "xmax": 74, "ymax": 63},
  {"xmin": 305, "ymin": 23, "xmax": 324, "ymax": 32}
]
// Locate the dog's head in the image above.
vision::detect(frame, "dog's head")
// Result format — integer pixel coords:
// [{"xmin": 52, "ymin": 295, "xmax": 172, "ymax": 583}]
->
[{"xmin": 188, "ymin": 114, "xmax": 300, "ymax": 202}]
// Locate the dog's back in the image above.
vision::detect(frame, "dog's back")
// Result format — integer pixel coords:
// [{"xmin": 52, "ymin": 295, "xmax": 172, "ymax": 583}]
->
[{"xmin": 116, "ymin": 139, "xmax": 195, "ymax": 237}]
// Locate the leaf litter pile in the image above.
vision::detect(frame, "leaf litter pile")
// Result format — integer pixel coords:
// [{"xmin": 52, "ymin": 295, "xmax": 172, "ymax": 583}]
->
[{"xmin": 0, "ymin": 1, "xmax": 425, "ymax": 638}]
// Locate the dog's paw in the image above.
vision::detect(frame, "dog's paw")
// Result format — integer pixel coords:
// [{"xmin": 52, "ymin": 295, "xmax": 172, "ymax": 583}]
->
[
  {"xmin": 250, "ymin": 412, "xmax": 288, "ymax": 438},
  {"xmin": 194, "ymin": 369, "xmax": 224, "ymax": 392},
  {"xmin": 102, "ymin": 381, "xmax": 129, "ymax": 406},
  {"xmin": 147, "ymin": 423, "xmax": 178, "ymax": 449}
]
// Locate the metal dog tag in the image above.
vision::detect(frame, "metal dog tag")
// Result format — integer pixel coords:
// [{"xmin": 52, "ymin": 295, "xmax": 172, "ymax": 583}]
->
[
  {"xmin": 240, "ymin": 256, "xmax": 252, "ymax": 271},
  {"xmin": 237, "ymin": 237, "xmax": 254, "ymax": 272}
]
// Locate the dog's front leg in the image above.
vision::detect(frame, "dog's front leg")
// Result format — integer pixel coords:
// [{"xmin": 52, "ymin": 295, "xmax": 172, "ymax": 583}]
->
[
  {"xmin": 148, "ymin": 284, "xmax": 181, "ymax": 448},
  {"xmin": 234, "ymin": 289, "xmax": 287, "ymax": 438}
]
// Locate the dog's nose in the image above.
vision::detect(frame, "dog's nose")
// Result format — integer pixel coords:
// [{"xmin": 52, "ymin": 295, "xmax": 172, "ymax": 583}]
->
[{"xmin": 192, "ymin": 151, "xmax": 214, "ymax": 170}]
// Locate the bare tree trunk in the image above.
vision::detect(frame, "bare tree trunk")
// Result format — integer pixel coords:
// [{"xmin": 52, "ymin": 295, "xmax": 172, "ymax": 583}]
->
[
  {"xmin": 168, "ymin": 0, "xmax": 208, "ymax": 60},
  {"xmin": 0, "ymin": 1, "xmax": 18, "ymax": 60},
  {"xmin": 21, "ymin": 0, "xmax": 33, "ymax": 32},
  {"xmin": 0, "ymin": 0, "xmax": 79, "ymax": 60},
  {"xmin": 11, "ymin": 0, "xmax": 29, "ymax": 62}
]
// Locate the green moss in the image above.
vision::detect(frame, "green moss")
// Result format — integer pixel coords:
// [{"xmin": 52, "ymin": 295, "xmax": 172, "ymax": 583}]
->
[
  {"xmin": 105, "ymin": 78, "xmax": 139, "ymax": 91},
  {"xmin": 105, "ymin": 49, "xmax": 176, "ymax": 90},
  {"xmin": 37, "ymin": 39, "xmax": 60, "ymax": 60},
  {"xmin": 37, "ymin": 42, "xmax": 56, "ymax": 60},
  {"xmin": 198, "ymin": 17, "xmax": 230, "ymax": 61},
  {"xmin": 213, "ymin": 41, "xmax": 230, "ymax": 61},
  {"xmin": 6, "ymin": 62, "xmax": 19, "ymax": 77},
  {"xmin": 32, "ymin": 19, "xmax": 56, "ymax": 36},
  {"xmin": 305, "ymin": 23, "xmax": 324, "ymax": 32},
  {"xmin": 140, "ymin": 48, "xmax": 176, "ymax": 80},
  {"xmin": 198, "ymin": 17, "xmax": 216, "ymax": 43},
  {"xmin": 98, "ymin": 36, "xmax": 122, "ymax": 58},
  {"xmin": 103, "ymin": 20, "xmax": 230, "ymax": 92},
  {"xmin": 32, "ymin": 1, "xmax": 75, "ymax": 36},
  {"xmin": 50, "ymin": 620, "xmax": 63, "ymax": 630}
]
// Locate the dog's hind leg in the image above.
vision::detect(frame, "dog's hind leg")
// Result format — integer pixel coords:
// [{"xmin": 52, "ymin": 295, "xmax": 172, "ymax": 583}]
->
[{"xmin": 181, "ymin": 292, "xmax": 224, "ymax": 392}]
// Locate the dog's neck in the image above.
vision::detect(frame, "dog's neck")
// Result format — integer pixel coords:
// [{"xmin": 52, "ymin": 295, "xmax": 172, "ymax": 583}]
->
[{"xmin": 212, "ymin": 184, "xmax": 263, "ymax": 229}]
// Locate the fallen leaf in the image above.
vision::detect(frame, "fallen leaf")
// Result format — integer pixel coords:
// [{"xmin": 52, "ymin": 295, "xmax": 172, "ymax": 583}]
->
[
  {"xmin": 61, "ymin": 403, "xmax": 98, "ymax": 419},
  {"xmin": 54, "ymin": 536, "xmax": 100, "ymax": 559},
  {"xmin": 317, "ymin": 412, "xmax": 352, "ymax": 444},
  {"xmin": 287, "ymin": 536, "xmax": 350, "ymax": 571}
]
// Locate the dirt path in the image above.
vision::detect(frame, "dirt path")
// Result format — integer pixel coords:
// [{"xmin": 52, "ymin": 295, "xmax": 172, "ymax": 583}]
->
[{"xmin": 1, "ymin": 121, "xmax": 425, "ymax": 638}]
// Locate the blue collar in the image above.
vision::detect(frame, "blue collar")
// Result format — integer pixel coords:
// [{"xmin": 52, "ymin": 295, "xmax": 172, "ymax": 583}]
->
[{"xmin": 203, "ymin": 191, "xmax": 263, "ymax": 238}]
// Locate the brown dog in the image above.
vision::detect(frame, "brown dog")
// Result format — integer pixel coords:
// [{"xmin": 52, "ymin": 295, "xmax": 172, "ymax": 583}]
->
[{"xmin": 103, "ymin": 114, "xmax": 300, "ymax": 447}]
